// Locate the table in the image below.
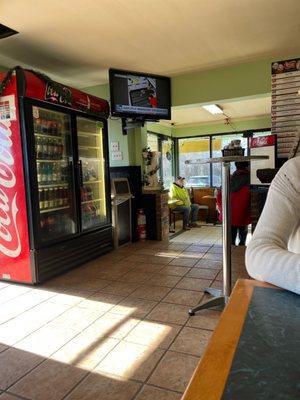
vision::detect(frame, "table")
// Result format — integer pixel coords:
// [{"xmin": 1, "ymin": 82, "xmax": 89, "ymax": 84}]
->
[
  {"xmin": 188, "ymin": 155, "xmax": 268, "ymax": 315},
  {"xmin": 182, "ymin": 279, "xmax": 300, "ymax": 400}
]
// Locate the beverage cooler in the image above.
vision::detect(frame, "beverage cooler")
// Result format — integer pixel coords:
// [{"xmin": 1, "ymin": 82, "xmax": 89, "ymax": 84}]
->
[{"xmin": 0, "ymin": 67, "xmax": 113, "ymax": 284}]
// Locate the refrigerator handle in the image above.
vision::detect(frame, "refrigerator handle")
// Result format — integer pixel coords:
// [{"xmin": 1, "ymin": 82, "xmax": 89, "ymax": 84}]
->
[{"xmin": 78, "ymin": 160, "xmax": 83, "ymax": 187}]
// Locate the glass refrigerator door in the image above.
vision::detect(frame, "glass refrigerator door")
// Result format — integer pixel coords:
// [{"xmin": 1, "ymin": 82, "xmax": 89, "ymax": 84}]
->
[
  {"xmin": 77, "ymin": 117, "xmax": 108, "ymax": 231},
  {"xmin": 33, "ymin": 106, "xmax": 77, "ymax": 243}
]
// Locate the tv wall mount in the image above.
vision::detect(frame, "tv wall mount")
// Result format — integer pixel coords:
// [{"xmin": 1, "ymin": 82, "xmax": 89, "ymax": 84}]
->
[{"xmin": 121, "ymin": 117, "xmax": 159, "ymax": 135}]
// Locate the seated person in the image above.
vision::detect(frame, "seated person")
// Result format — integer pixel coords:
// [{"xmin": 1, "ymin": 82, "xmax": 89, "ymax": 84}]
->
[
  {"xmin": 169, "ymin": 177, "xmax": 200, "ymax": 230},
  {"xmin": 217, "ymin": 161, "xmax": 251, "ymax": 245},
  {"xmin": 246, "ymin": 156, "xmax": 300, "ymax": 295}
]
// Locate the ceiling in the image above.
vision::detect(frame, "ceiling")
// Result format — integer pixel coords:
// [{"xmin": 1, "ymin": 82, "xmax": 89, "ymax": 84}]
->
[
  {"xmin": 168, "ymin": 96, "xmax": 271, "ymax": 126},
  {"xmin": 0, "ymin": 0, "xmax": 300, "ymax": 88}
]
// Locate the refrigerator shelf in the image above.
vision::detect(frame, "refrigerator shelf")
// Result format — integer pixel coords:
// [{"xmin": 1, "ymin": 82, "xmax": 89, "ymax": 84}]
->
[
  {"xmin": 83, "ymin": 180, "xmax": 102, "ymax": 184},
  {"xmin": 39, "ymin": 182, "xmax": 69, "ymax": 188},
  {"xmin": 36, "ymin": 158, "xmax": 69, "ymax": 163},
  {"xmin": 81, "ymin": 198, "xmax": 102, "ymax": 204},
  {"xmin": 78, "ymin": 146, "xmax": 101, "ymax": 150},
  {"xmin": 35, "ymin": 133, "xmax": 66, "ymax": 139},
  {"xmin": 77, "ymin": 131, "xmax": 101, "ymax": 137},
  {"xmin": 40, "ymin": 206, "xmax": 70, "ymax": 214},
  {"xmin": 81, "ymin": 157, "xmax": 104, "ymax": 162}
]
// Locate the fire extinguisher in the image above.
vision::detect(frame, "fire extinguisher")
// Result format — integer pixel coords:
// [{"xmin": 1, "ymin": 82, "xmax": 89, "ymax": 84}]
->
[{"xmin": 137, "ymin": 209, "xmax": 147, "ymax": 241}]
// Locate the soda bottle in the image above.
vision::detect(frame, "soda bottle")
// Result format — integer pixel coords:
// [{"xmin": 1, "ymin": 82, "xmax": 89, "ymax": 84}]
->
[
  {"xmin": 53, "ymin": 139, "xmax": 59, "ymax": 160},
  {"xmin": 52, "ymin": 163, "xmax": 58, "ymax": 182},
  {"xmin": 58, "ymin": 139, "xmax": 64, "ymax": 159},
  {"xmin": 42, "ymin": 119, "xmax": 48, "ymax": 133},
  {"xmin": 37, "ymin": 163, "xmax": 42, "ymax": 183},
  {"xmin": 35, "ymin": 118, "xmax": 42, "ymax": 133},
  {"xmin": 52, "ymin": 120, "xmax": 58, "ymax": 136},
  {"xmin": 47, "ymin": 215, "xmax": 55, "ymax": 233},
  {"xmin": 49, "ymin": 188, "xmax": 54, "ymax": 208},
  {"xmin": 63, "ymin": 188, "xmax": 69, "ymax": 206},
  {"xmin": 39, "ymin": 189, "xmax": 44, "ymax": 210},
  {"xmin": 44, "ymin": 189, "xmax": 49, "ymax": 209},
  {"xmin": 42, "ymin": 137, "xmax": 48, "ymax": 159},
  {"xmin": 53, "ymin": 187, "xmax": 58, "ymax": 207},
  {"xmin": 58, "ymin": 187, "xmax": 64, "ymax": 206},
  {"xmin": 36, "ymin": 137, "xmax": 43, "ymax": 159}
]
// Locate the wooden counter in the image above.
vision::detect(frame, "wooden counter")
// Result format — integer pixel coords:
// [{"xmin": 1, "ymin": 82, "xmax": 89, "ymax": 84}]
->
[{"xmin": 182, "ymin": 279, "xmax": 277, "ymax": 400}]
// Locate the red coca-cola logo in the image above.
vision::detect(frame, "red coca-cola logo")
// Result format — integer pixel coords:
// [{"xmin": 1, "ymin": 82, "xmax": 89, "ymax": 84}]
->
[
  {"xmin": 0, "ymin": 121, "xmax": 21, "ymax": 258},
  {"xmin": 252, "ymin": 137, "xmax": 268, "ymax": 147}
]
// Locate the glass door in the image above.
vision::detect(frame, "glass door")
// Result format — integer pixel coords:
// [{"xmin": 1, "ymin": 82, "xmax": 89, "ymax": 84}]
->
[
  {"xmin": 77, "ymin": 117, "xmax": 108, "ymax": 231},
  {"xmin": 33, "ymin": 106, "xmax": 77, "ymax": 243}
]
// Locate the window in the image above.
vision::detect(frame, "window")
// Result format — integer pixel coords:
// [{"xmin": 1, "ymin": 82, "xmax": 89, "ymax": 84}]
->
[
  {"xmin": 161, "ymin": 139, "xmax": 174, "ymax": 189},
  {"xmin": 147, "ymin": 132, "xmax": 175, "ymax": 189},
  {"xmin": 147, "ymin": 133, "xmax": 159, "ymax": 152},
  {"xmin": 212, "ymin": 133, "xmax": 248, "ymax": 187},
  {"xmin": 178, "ymin": 137, "xmax": 210, "ymax": 187}
]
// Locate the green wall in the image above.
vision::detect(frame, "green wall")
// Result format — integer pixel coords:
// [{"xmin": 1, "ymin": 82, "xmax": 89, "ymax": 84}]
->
[
  {"xmin": 171, "ymin": 54, "xmax": 299, "ymax": 107},
  {"xmin": 172, "ymin": 116, "xmax": 271, "ymax": 137}
]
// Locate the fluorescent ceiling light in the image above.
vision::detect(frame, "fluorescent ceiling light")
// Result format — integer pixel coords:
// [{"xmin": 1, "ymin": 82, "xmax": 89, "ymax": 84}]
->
[{"xmin": 202, "ymin": 104, "xmax": 223, "ymax": 114}]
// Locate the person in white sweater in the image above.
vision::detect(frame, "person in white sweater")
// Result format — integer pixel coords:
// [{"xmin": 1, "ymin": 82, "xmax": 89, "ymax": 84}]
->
[{"xmin": 246, "ymin": 156, "xmax": 300, "ymax": 295}]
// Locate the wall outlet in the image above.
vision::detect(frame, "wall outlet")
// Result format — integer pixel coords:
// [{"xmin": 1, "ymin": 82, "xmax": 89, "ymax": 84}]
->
[{"xmin": 111, "ymin": 141, "xmax": 120, "ymax": 151}]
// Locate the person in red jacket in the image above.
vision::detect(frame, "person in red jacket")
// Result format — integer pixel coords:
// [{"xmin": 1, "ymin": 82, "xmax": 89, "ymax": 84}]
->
[{"xmin": 216, "ymin": 161, "xmax": 251, "ymax": 246}]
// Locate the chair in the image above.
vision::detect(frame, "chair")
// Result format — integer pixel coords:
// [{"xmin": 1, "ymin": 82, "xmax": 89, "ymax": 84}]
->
[
  {"xmin": 169, "ymin": 209, "xmax": 185, "ymax": 233},
  {"xmin": 198, "ymin": 204, "xmax": 209, "ymax": 223}
]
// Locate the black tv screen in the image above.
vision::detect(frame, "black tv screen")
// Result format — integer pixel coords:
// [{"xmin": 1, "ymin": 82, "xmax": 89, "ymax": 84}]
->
[{"xmin": 109, "ymin": 68, "xmax": 171, "ymax": 120}]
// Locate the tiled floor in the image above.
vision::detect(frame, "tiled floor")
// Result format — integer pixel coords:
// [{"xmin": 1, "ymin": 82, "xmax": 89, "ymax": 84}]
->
[{"xmin": 0, "ymin": 225, "xmax": 249, "ymax": 400}]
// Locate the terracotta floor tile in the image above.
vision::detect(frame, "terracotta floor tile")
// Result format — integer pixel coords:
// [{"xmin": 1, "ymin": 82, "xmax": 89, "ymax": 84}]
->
[
  {"xmin": 47, "ymin": 306, "xmax": 104, "ymax": 332},
  {"xmin": 65, "ymin": 373, "xmax": 141, "ymax": 400},
  {"xmin": 110, "ymin": 298, "xmax": 157, "ymax": 318},
  {"xmin": 77, "ymin": 292, "xmax": 125, "ymax": 312},
  {"xmin": 169, "ymin": 258, "xmax": 198, "ymax": 268},
  {"xmin": 0, "ymin": 393, "xmax": 23, "ymax": 399},
  {"xmin": 131, "ymin": 263, "xmax": 165, "ymax": 274},
  {"xmin": 146, "ymin": 302, "xmax": 189, "ymax": 325},
  {"xmin": 170, "ymin": 327, "xmax": 212, "ymax": 356},
  {"xmin": 52, "ymin": 333, "xmax": 118, "ymax": 370},
  {"xmin": 129, "ymin": 285, "xmax": 171, "ymax": 301},
  {"xmin": 147, "ymin": 274, "xmax": 182, "ymax": 288},
  {"xmin": 100, "ymin": 282, "xmax": 140, "ymax": 296},
  {"xmin": 85, "ymin": 313, "xmax": 139, "ymax": 340},
  {"xmin": 96, "ymin": 341, "xmax": 164, "ymax": 381},
  {"xmin": 163, "ymin": 288, "xmax": 204, "ymax": 307},
  {"xmin": 158, "ymin": 266, "xmax": 191, "ymax": 277},
  {"xmin": 9, "ymin": 359, "xmax": 87, "ymax": 400},
  {"xmin": 0, "ymin": 344, "xmax": 8, "ymax": 353},
  {"xmin": 175, "ymin": 277, "xmax": 211, "ymax": 292},
  {"xmin": 15, "ymin": 325, "xmax": 78, "ymax": 357},
  {"xmin": 0, "ymin": 289, "xmax": 56, "ymax": 324},
  {"xmin": 202, "ymin": 252, "xmax": 223, "ymax": 261},
  {"xmin": 186, "ymin": 268, "xmax": 218, "ymax": 280},
  {"xmin": 186, "ymin": 309, "xmax": 221, "ymax": 330},
  {"xmin": 186, "ymin": 245, "xmax": 210, "ymax": 252},
  {"xmin": 135, "ymin": 385, "xmax": 182, "ymax": 400},
  {"xmin": 0, "ymin": 285, "xmax": 32, "ymax": 305},
  {"xmin": 0, "ymin": 347, "xmax": 44, "ymax": 390},
  {"xmin": 47, "ymin": 289, "xmax": 92, "ymax": 306},
  {"xmin": 194, "ymin": 259, "xmax": 222, "ymax": 269},
  {"xmin": 0, "ymin": 302, "xmax": 71, "ymax": 346},
  {"xmin": 117, "ymin": 271, "xmax": 154, "ymax": 284},
  {"xmin": 148, "ymin": 351, "xmax": 199, "ymax": 392},
  {"xmin": 124, "ymin": 320, "xmax": 181, "ymax": 349}
]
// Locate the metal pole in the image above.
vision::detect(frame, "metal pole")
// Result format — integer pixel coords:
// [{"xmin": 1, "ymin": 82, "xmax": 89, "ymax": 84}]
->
[{"xmin": 222, "ymin": 162, "xmax": 231, "ymax": 298}]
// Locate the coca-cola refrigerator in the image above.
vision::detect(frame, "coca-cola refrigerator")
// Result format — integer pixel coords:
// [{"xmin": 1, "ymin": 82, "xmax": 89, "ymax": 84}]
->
[{"xmin": 0, "ymin": 67, "xmax": 113, "ymax": 284}]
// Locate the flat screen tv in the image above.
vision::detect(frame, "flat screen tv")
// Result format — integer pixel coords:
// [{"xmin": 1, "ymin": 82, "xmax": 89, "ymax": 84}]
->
[{"xmin": 109, "ymin": 68, "xmax": 171, "ymax": 120}]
